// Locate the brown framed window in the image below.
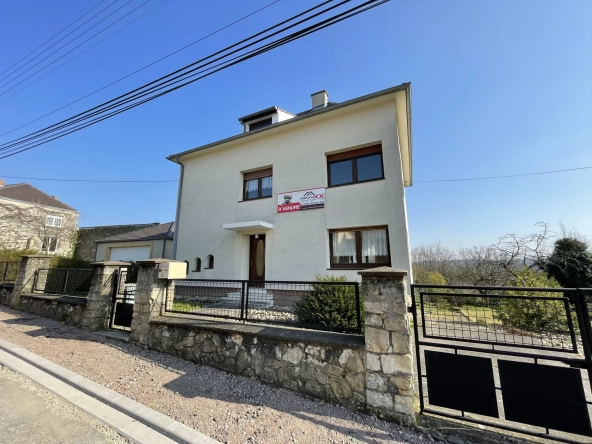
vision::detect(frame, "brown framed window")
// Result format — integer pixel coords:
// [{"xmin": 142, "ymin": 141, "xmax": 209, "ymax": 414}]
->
[
  {"xmin": 244, "ymin": 168, "xmax": 273, "ymax": 200},
  {"xmin": 329, "ymin": 227, "xmax": 390, "ymax": 268},
  {"xmin": 327, "ymin": 144, "xmax": 384, "ymax": 187}
]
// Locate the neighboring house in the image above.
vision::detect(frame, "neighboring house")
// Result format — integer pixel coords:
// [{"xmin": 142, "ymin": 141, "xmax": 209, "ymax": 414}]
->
[
  {"xmin": 0, "ymin": 180, "xmax": 79, "ymax": 255},
  {"xmin": 167, "ymin": 83, "xmax": 413, "ymax": 282},
  {"xmin": 74, "ymin": 222, "xmax": 163, "ymax": 261},
  {"xmin": 94, "ymin": 222, "xmax": 174, "ymax": 262}
]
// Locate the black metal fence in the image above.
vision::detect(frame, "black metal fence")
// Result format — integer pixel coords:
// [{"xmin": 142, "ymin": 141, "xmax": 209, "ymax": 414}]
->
[
  {"xmin": 412, "ymin": 284, "xmax": 592, "ymax": 443},
  {"xmin": 34, "ymin": 268, "xmax": 93, "ymax": 297},
  {"xmin": 166, "ymin": 279, "xmax": 362, "ymax": 334},
  {"xmin": 0, "ymin": 261, "xmax": 19, "ymax": 283}
]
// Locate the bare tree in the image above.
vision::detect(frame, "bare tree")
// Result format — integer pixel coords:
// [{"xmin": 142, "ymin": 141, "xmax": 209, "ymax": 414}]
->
[{"xmin": 0, "ymin": 201, "xmax": 78, "ymax": 255}]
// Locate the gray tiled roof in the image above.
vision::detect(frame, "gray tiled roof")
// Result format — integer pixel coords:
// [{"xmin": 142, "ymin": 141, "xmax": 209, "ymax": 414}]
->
[
  {"xmin": 0, "ymin": 183, "xmax": 76, "ymax": 211},
  {"xmin": 97, "ymin": 222, "xmax": 174, "ymax": 243},
  {"xmin": 295, "ymin": 101, "xmax": 340, "ymax": 117}
]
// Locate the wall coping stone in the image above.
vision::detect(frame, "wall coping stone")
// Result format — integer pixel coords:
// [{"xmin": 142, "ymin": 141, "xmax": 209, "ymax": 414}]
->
[
  {"xmin": 21, "ymin": 293, "xmax": 87, "ymax": 306},
  {"xmin": 138, "ymin": 259, "xmax": 184, "ymax": 265},
  {"xmin": 19, "ymin": 255, "xmax": 53, "ymax": 259},
  {"xmin": 150, "ymin": 315, "xmax": 365, "ymax": 349},
  {"xmin": 358, "ymin": 267, "xmax": 408, "ymax": 277},
  {"xmin": 91, "ymin": 261, "xmax": 131, "ymax": 266}
]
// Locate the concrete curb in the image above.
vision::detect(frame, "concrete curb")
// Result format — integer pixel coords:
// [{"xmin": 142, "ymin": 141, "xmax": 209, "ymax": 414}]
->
[{"xmin": 0, "ymin": 337, "xmax": 219, "ymax": 444}]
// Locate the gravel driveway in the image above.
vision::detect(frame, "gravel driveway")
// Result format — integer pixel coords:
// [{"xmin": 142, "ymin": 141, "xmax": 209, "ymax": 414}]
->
[{"xmin": 0, "ymin": 305, "xmax": 435, "ymax": 444}]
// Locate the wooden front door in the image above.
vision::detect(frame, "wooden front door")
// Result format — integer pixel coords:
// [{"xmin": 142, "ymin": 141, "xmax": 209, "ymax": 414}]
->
[{"xmin": 249, "ymin": 235, "xmax": 266, "ymax": 282}]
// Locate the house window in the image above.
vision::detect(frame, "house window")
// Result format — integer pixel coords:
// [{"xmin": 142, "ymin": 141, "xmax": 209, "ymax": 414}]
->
[
  {"xmin": 329, "ymin": 227, "xmax": 390, "ymax": 268},
  {"xmin": 46, "ymin": 215, "xmax": 63, "ymax": 227},
  {"xmin": 194, "ymin": 258, "xmax": 201, "ymax": 272},
  {"xmin": 327, "ymin": 144, "xmax": 383, "ymax": 187},
  {"xmin": 205, "ymin": 255, "xmax": 214, "ymax": 269},
  {"xmin": 243, "ymin": 168, "xmax": 272, "ymax": 200},
  {"xmin": 248, "ymin": 117, "xmax": 273, "ymax": 131},
  {"xmin": 42, "ymin": 237, "xmax": 58, "ymax": 253}
]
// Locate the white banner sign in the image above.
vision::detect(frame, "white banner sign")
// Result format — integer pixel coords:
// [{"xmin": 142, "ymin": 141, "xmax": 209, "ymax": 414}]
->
[{"xmin": 277, "ymin": 187, "xmax": 325, "ymax": 213}]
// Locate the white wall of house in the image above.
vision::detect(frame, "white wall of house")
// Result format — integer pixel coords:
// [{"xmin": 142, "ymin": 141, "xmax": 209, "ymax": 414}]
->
[{"xmin": 175, "ymin": 94, "xmax": 412, "ymax": 282}]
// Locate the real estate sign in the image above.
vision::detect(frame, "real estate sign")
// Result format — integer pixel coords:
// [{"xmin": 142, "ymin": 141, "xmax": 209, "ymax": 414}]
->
[{"xmin": 277, "ymin": 187, "xmax": 325, "ymax": 213}]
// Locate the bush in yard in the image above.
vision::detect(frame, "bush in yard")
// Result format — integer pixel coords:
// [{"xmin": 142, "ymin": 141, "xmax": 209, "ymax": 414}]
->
[
  {"xmin": 495, "ymin": 267, "xmax": 569, "ymax": 334},
  {"xmin": 0, "ymin": 248, "xmax": 36, "ymax": 263},
  {"xmin": 49, "ymin": 255, "xmax": 92, "ymax": 269},
  {"xmin": 293, "ymin": 274, "xmax": 362, "ymax": 331}
]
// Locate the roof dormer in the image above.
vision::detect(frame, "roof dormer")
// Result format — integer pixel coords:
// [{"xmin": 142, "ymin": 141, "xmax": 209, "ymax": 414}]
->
[{"xmin": 238, "ymin": 106, "xmax": 295, "ymax": 133}]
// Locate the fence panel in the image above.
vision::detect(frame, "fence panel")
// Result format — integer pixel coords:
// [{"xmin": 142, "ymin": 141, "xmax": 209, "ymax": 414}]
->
[
  {"xmin": 166, "ymin": 279, "xmax": 362, "ymax": 334},
  {"xmin": 0, "ymin": 262, "xmax": 19, "ymax": 283},
  {"xmin": 34, "ymin": 268, "xmax": 93, "ymax": 297}
]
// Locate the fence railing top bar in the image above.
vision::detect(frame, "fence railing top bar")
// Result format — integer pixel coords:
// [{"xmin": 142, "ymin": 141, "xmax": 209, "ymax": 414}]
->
[
  {"xmin": 176, "ymin": 278, "xmax": 358, "ymax": 285},
  {"xmin": 419, "ymin": 291, "xmax": 570, "ymax": 300},
  {"xmin": 412, "ymin": 283, "xmax": 592, "ymax": 292},
  {"xmin": 36, "ymin": 268, "xmax": 93, "ymax": 271}
]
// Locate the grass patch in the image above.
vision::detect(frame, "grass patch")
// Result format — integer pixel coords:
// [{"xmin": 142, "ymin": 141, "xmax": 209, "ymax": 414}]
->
[
  {"xmin": 459, "ymin": 306, "xmax": 501, "ymax": 326},
  {"xmin": 172, "ymin": 301, "xmax": 201, "ymax": 312}
]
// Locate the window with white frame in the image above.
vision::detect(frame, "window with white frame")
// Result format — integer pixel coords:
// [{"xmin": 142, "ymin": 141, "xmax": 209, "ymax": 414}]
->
[
  {"xmin": 46, "ymin": 215, "xmax": 63, "ymax": 227},
  {"xmin": 42, "ymin": 237, "xmax": 58, "ymax": 253}
]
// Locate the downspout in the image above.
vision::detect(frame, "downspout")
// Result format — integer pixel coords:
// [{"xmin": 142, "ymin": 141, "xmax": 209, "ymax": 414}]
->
[
  {"xmin": 170, "ymin": 156, "xmax": 184, "ymax": 260},
  {"xmin": 161, "ymin": 238, "xmax": 167, "ymax": 259}
]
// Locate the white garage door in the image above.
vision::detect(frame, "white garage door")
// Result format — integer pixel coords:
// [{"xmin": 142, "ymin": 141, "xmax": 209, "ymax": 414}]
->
[{"xmin": 109, "ymin": 246, "xmax": 151, "ymax": 262}]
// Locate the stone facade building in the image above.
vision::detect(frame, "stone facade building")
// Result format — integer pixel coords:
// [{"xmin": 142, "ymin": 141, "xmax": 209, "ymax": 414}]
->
[{"xmin": 0, "ymin": 180, "xmax": 79, "ymax": 256}]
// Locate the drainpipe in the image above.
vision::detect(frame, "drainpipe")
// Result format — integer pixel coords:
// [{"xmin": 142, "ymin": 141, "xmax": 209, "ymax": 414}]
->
[
  {"xmin": 170, "ymin": 156, "xmax": 184, "ymax": 260},
  {"xmin": 161, "ymin": 238, "xmax": 167, "ymax": 259}
]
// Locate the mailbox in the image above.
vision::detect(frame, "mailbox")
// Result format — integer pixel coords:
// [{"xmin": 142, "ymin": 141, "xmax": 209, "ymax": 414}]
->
[{"xmin": 157, "ymin": 262, "xmax": 186, "ymax": 279}]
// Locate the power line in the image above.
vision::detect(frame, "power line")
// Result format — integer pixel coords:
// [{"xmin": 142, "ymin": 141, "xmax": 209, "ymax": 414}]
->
[
  {"xmin": 0, "ymin": 0, "xmax": 278, "ymax": 136},
  {"xmin": 415, "ymin": 166, "xmax": 592, "ymax": 183},
  {"xmin": 0, "ymin": 0, "xmax": 120, "ymax": 86},
  {"xmin": 0, "ymin": 0, "xmax": 146, "ymax": 95},
  {"xmin": 4, "ymin": 164, "xmax": 591, "ymax": 185},
  {"xmin": 0, "ymin": 0, "xmax": 383, "ymax": 158},
  {"xmin": 0, "ymin": 0, "xmax": 109, "ymax": 78}
]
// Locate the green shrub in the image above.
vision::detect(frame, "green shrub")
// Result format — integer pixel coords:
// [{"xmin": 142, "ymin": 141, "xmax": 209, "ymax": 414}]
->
[
  {"xmin": 0, "ymin": 248, "xmax": 36, "ymax": 263},
  {"xmin": 293, "ymin": 275, "xmax": 363, "ymax": 331},
  {"xmin": 495, "ymin": 267, "xmax": 569, "ymax": 334},
  {"xmin": 49, "ymin": 256, "xmax": 92, "ymax": 269}
]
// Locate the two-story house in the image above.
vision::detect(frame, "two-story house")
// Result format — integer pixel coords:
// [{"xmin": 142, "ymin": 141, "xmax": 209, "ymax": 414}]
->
[
  {"xmin": 167, "ymin": 83, "xmax": 413, "ymax": 282},
  {"xmin": 0, "ymin": 181, "xmax": 79, "ymax": 256}
]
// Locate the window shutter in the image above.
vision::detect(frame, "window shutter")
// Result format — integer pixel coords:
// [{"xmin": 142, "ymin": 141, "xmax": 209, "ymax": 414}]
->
[
  {"xmin": 244, "ymin": 168, "xmax": 273, "ymax": 181},
  {"xmin": 327, "ymin": 144, "xmax": 382, "ymax": 162}
]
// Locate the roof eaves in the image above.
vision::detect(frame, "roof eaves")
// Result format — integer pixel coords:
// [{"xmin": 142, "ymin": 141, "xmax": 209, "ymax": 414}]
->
[{"xmin": 168, "ymin": 82, "xmax": 411, "ymax": 161}]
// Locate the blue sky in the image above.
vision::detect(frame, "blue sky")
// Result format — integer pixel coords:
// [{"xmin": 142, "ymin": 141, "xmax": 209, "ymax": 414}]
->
[{"xmin": 0, "ymin": 0, "xmax": 591, "ymax": 248}]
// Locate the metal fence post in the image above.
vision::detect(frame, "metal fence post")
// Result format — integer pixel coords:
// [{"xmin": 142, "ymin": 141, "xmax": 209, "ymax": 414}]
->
[
  {"xmin": 240, "ymin": 281, "xmax": 246, "ymax": 320},
  {"xmin": 354, "ymin": 282, "xmax": 362, "ymax": 333},
  {"xmin": 2, "ymin": 263, "xmax": 8, "ymax": 283},
  {"xmin": 62, "ymin": 269, "xmax": 69, "ymax": 296},
  {"xmin": 244, "ymin": 281, "xmax": 250, "ymax": 322}
]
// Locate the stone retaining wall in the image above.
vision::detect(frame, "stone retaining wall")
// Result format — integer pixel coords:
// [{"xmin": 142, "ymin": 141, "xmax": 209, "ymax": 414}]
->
[
  {"xmin": 148, "ymin": 318, "xmax": 367, "ymax": 410},
  {"xmin": 19, "ymin": 294, "xmax": 86, "ymax": 327}
]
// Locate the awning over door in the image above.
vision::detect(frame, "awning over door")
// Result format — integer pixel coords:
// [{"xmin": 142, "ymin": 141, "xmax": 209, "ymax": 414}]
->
[
  {"xmin": 109, "ymin": 246, "xmax": 151, "ymax": 262},
  {"xmin": 222, "ymin": 220, "xmax": 273, "ymax": 233}
]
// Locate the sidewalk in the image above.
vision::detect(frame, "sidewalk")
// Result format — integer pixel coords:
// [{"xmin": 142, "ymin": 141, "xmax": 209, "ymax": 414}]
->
[{"xmin": 0, "ymin": 304, "xmax": 430, "ymax": 444}]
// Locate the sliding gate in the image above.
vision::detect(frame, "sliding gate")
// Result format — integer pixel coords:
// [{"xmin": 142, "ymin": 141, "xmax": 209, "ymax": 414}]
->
[{"xmin": 411, "ymin": 284, "xmax": 592, "ymax": 443}]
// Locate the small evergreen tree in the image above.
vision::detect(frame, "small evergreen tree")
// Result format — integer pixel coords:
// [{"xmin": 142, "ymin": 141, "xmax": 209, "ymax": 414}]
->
[{"xmin": 543, "ymin": 238, "xmax": 592, "ymax": 288}]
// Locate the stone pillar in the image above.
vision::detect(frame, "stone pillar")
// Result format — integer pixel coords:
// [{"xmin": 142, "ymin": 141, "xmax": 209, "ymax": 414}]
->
[
  {"xmin": 81, "ymin": 261, "xmax": 130, "ymax": 332},
  {"xmin": 359, "ymin": 267, "xmax": 416, "ymax": 425},
  {"xmin": 130, "ymin": 259, "xmax": 181, "ymax": 345},
  {"xmin": 11, "ymin": 255, "xmax": 51, "ymax": 309}
]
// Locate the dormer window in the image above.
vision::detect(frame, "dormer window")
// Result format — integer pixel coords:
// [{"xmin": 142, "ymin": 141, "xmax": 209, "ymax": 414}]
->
[{"xmin": 248, "ymin": 118, "xmax": 273, "ymax": 131}]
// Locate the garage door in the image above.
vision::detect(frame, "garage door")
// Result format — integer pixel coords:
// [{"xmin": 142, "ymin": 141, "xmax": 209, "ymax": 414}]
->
[{"xmin": 109, "ymin": 246, "xmax": 151, "ymax": 262}]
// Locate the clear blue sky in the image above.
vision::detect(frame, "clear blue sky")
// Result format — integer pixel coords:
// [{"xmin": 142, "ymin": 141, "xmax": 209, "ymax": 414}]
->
[{"xmin": 0, "ymin": 0, "xmax": 591, "ymax": 248}]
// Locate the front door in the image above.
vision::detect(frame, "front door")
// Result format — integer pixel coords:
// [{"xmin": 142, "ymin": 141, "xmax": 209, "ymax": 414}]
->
[{"xmin": 249, "ymin": 235, "xmax": 265, "ymax": 282}]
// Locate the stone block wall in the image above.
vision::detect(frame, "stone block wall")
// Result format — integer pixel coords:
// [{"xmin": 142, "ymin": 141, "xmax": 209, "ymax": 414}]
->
[
  {"xmin": 0, "ymin": 284, "xmax": 13, "ymax": 306},
  {"xmin": 148, "ymin": 320, "xmax": 367, "ymax": 410},
  {"xmin": 19, "ymin": 295, "xmax": 86, "ymax": 327}
]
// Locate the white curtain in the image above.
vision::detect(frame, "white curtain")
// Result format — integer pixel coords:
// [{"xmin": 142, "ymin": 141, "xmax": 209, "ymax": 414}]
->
[
  {"xmin": 261, "ymin": 176, "xmax": 272, "ymax": 193},
  {"xmin": 332, "ymin": 231, "xmax": 356, "ymax": 263},
  {"xmin": 361, "ymin": 230, "xmax": 388, "ymax": 263},
  {"xmin": 245, "ymin": 179, "xmax": 258, "ymax": 193}
]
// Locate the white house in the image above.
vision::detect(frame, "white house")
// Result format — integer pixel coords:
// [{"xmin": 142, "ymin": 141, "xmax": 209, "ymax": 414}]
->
[{"xmin": 167, "ymin": 83, "xmax": 413, "ymax": 283}]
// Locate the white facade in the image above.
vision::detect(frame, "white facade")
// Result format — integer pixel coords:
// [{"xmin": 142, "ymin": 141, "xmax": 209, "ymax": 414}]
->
[{"xmin": 169, "ymin": 85, "xmax": 413, "ymax": 282}]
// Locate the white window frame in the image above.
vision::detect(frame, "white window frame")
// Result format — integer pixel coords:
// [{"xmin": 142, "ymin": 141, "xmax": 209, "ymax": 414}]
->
[
  {"xmin": 46, "ymin": 215, "xmax": 63, "ymax": 227},
  {"xmin": 42, "ymin": 237, "xmax": 59, "ymax": 253}
]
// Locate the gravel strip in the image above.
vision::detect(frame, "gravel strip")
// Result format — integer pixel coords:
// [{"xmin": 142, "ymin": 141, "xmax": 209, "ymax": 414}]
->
[
  {"xmin": 0, "ymin": 305, "xmax": 434, "ymax": 444},
  {"xmin": 0, "ymin": 364, "xmax": 129, "ymax": 443}
]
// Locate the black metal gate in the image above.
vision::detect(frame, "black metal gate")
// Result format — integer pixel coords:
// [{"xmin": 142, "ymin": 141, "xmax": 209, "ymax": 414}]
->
[
  {"xmin": 411, "ymin": 284, "xmax": 592, "ymax": 444},
  {"xmin": 109, "ymin": 266, "xmax": 138, "ymax": 330}
]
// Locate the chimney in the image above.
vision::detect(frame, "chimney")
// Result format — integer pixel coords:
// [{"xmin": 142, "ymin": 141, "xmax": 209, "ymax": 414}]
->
[
  {"xmin": 0, "ymin": 179, "xmax": 4, "ymax": 188},
  {"xmin": 311, "ymin": 90, "xmax": 328, "ymax": 109}
]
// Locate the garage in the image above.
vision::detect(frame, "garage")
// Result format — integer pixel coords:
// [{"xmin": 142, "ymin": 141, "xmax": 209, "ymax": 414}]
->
[{"xmin": 108, "ymin": 246, "xmax": 151, "ymax": 262}]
